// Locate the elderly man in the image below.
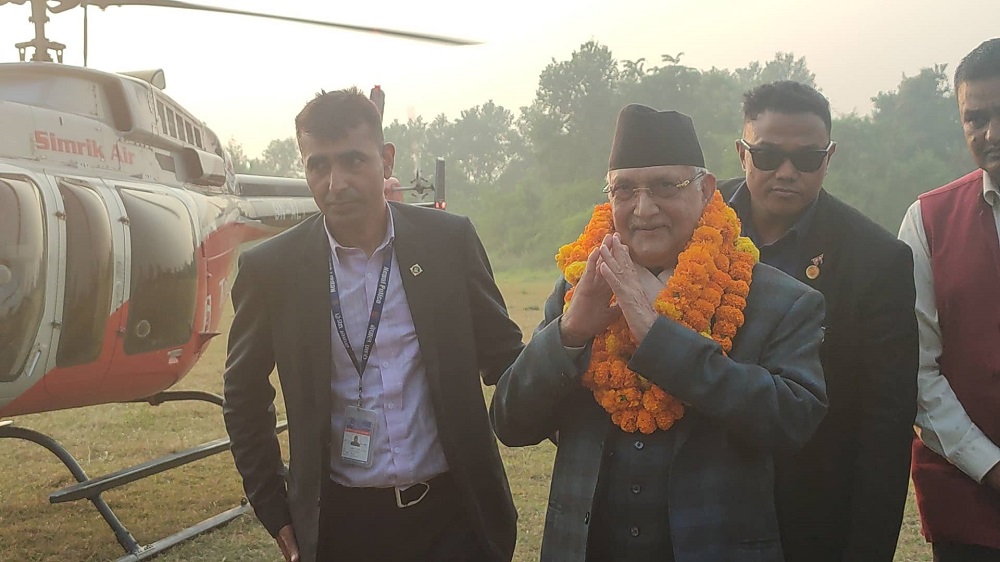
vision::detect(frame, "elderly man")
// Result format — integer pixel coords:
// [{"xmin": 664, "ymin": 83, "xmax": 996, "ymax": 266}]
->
[{"xmin": 491, "ymin": 104, "xmax": 827, "ymax": 562}]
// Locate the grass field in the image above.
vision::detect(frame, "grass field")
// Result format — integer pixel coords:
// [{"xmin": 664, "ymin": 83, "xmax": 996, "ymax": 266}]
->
[{"xmin": 0, "ymin": 269, "xmax": 931, "ymax": 562}]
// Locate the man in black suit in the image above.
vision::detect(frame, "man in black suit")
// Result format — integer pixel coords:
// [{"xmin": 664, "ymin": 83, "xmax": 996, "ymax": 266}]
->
[
  {"xmin": 718, "ymin": 81, "xmax": 918, "ymax": 562},
  {"xmin": 222, "ymin": 87, "xmax": 524, "ymax": 562}
]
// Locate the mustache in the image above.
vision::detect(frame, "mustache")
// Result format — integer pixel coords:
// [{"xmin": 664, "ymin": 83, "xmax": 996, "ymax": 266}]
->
[
  {"xmin": 324, "ymin": 188, "xmax": 361, "ymax": 205},
  {"xmin": 629, "ymin": 221, "xmax": 668, "ymax": 230}
]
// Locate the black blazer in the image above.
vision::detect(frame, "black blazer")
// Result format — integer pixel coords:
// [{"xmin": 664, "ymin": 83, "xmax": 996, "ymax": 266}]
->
[
  {"xmin": 222, "ymin": 203, "xmax": 524, "ymax": 562},
  {"xmin": 719, "ymin": 179, "xmax": 918, "ymax": 562}
]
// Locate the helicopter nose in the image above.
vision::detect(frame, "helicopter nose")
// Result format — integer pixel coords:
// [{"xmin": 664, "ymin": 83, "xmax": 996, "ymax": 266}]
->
[{"xmin": 0, "ymin": 177, "xmax": 47, "ymax": 383}]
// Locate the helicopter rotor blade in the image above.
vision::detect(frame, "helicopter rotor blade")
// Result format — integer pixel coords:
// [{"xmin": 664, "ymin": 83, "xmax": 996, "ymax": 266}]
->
[{"xmin": 85, "ymin": 0, "xmax": 480, "ymax": 46}]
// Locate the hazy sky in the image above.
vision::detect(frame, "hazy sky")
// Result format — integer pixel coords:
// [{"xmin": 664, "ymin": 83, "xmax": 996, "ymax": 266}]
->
[{"xmin": 0, "ymin": 0, "xmax": 993, "ymax": 155}]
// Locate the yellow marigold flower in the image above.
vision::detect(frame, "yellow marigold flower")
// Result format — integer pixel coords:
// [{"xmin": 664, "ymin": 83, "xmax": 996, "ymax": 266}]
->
[
  {"xmin": 564, "ymin": 261, "xmax": 587, "ymax": 285},
  {"xmin": 605, "ymin": 332, "xmax": 621, "ymax": 356},
  {"xmin": 735, "ymin": 236, "xmax": 760, "ymax": 262}
]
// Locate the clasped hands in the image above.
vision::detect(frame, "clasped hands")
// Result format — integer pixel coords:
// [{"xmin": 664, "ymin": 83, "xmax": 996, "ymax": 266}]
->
[{"xmin": 560, "ymin": 233, "xmax": 658, "ymax": 348}]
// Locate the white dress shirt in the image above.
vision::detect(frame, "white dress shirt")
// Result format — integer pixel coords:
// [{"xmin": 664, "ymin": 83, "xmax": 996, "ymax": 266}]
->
[
  {"xmin": 897, "ymin": 171, "xmax": 1000, "ymax": 483},
  {"xmin": 324, "ymin": 209, "xmax": 449, "ymax": 488}
]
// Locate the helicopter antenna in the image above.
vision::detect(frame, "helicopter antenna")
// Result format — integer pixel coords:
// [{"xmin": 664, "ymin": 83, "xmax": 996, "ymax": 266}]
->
[{"xmin": 83, "ymin": 1, "xmax": 89, "ymax": 67}]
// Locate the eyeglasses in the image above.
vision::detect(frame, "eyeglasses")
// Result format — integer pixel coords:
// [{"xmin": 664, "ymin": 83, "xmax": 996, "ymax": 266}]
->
[
  {"xmin": 603, "ymin": 170, "xmax": 706, "ymax": 202},
  {"xmin": 738, "ymin": 139, "xmax": 834, "ymax": 173}
]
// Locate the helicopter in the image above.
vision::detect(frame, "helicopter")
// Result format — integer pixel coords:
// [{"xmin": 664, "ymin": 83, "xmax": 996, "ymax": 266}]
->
[{"xmin": 0, "ymin": 1, "xmax": 458, "ymax": 559}]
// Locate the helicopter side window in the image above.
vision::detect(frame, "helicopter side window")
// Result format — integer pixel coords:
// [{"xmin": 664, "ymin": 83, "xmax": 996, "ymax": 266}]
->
[
  {"xmin": 184, "ymin": 121, "xmax": 195, "ymax": 146},
  {"xmin": 0, "ymin": 177, "xmax": 47, "ymax": 383},
  {"xmin": 193, "ymin": 128, "xmax": 203, "ymax": 149},
  {"xmin": 56, "ymin": 180, "xmax": 114, "ymax": 367},
  {"xmin": 176, "ymin": 114, "xmax": 187, "ymax": 143},
  {"xmin": 156, "ymin": 100, "xmax": 169, "ymax": 136},
  {"xmin": 119, "ymin": 188, "xmax": 198, "ymax": 355},
  {"xmin": 166, "ymin": 108, "xmax": 178, "ymax": 138}
]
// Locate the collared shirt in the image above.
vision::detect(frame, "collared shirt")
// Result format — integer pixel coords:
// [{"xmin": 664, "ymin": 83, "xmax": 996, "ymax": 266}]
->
[
  {"xmin": 897, "ymin": 171, "xmax": 1000, "ymax": 483},
  {"xmin": 728, "ymin": 182, "xmax": 819, "ymax": 276},
  {"xmin": 325, "ymin": 209, "xmax": 449, "ymax": 488}
]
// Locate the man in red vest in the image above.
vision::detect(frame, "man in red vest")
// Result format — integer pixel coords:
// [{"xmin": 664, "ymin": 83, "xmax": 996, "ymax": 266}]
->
[{"xmin": 898, "ymin": 37, "xmax": 1000, "ymax": 561}]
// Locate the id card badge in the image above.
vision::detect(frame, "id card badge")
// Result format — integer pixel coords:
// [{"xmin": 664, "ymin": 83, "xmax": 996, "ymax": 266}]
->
[{"xmin": 341, "ymin": 405, "xmax": 378, "ymax": 467}]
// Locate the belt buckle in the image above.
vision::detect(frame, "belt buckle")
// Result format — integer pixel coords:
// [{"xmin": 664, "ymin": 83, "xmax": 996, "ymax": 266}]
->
[{"xmin": 395, "ymin": 481, "xmax": 430, "ymax": 508}]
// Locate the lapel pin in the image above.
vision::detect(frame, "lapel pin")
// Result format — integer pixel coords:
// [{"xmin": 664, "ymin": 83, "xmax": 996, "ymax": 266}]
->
[
  {"xmin": 409, "ymin": 264, "xmax": 423, "ymax": 277},
  {"xmin": 805, "ymin": 254, "xmax": 824, "ymax": 280}
]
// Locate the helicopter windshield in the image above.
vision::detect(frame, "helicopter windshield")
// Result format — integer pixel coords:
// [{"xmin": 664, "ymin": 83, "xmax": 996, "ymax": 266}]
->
[{"xmin": 0, "ymin": 177, "xmax": 46, "ymax": 383}]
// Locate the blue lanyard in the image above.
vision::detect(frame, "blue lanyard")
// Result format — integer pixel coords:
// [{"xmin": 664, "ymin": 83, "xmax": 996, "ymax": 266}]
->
[{"xmin": 329, "ymin": 243, "xmax": 393, "ymax": 406}]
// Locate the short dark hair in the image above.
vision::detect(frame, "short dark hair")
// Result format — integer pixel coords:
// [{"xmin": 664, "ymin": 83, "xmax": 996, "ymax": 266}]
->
[
  {"xmin": 954, "ymin": 38, "xmax": 1000, "ymax": 90},
  {"xmin": 742, "ymin": 81, "xmax": 832, "ymax": 134},
  {"xmin": 294, "ymin": 87, "xmax": 384, "ymax": 147}
]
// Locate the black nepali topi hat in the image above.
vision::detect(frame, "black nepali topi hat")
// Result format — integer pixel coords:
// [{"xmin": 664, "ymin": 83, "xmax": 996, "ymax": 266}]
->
[{"xmin": 608, "ymin": 104, "xmax": 705, "ymax": 171}]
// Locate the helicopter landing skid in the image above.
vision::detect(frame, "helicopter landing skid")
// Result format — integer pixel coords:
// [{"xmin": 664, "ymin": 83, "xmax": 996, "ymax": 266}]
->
[{"xmin": 0, "ymin": 391, "xmax": 289, "ymax": 561}]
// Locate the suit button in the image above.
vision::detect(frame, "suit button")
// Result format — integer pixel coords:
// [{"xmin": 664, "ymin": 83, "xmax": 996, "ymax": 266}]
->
[
  {"xmin": 584, "ymin": 511, "xmax": 590, "ymax": 524},
  {"xmin": 630, "ymin": 526, "xmax": 640, "ymax": 537},
  {"xmin": 634, "ymin": 440, "xmax": 644, "ymax": 450},
  {"xmin": 631, "ymin": 484, "xmax": 641, "ymax": 494}
]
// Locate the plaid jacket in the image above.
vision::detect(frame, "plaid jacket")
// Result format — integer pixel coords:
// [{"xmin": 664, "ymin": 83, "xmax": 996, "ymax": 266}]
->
[{"xmin": 491, "ymin": 263, "xmax": 827, "ymax": 562}]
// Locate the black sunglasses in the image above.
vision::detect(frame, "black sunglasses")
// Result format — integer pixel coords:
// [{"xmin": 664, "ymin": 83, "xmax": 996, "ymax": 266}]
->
[{"xmin": 738, "ymin": 139, "xmax": 834, "ymax": 173}]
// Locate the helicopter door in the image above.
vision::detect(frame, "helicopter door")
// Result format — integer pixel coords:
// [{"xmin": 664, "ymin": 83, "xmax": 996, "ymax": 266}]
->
[
  {"xmin": 0, "ymin": 176, "xmax": 47, "ymax": 383},
  {"xmin": 117, "ymin": 187, "xmax": 198, "ymax": 355},
  {"xmin": 54, "ymin": 179, "xmax": 115, "ymax": 367}
]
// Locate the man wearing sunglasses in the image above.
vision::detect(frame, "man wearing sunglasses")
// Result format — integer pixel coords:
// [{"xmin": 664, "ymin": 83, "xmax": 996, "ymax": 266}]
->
[
  {"xmin": 718, "ymin": 81, "xmax": 918, "ymax": 562},
  {"xmin": 898, "ymin": 38, "xmax": 1000, "ymax": 562}
]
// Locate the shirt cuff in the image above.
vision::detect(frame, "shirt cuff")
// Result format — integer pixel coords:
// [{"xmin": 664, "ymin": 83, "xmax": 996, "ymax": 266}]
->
[{"xmin": 953, "ymin": 432, "xmax": 1000, "ymax": 483}]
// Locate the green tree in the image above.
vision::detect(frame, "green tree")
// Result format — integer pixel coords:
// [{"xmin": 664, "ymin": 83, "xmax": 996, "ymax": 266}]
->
[{"xmin": 255, "ymin": 137, "xmax": 304, "ymax": 178}]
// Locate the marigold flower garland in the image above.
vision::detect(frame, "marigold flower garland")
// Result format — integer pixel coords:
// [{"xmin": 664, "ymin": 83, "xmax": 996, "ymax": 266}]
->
[{"xmin": 555, "ymin": 191, "xmax": 759, "ymax": 434}]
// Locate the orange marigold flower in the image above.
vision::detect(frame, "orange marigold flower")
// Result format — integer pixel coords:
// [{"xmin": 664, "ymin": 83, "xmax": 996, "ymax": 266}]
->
[
  {"xmin": 716, "ymin": 305, "xmax": 745, "ymax": 327},
  {"xmin": 618, "ymin": 409, "xmax": 639, "ymax": 433},
  {"xmin": 692, "ymin": 226, "xmax": 723, "ymax": 245},
  {"xmin": 721, "ymin": 294, "xmax": 747, "ymax": 309},
  {"xmin": 683, "ymin": 309, "xmax": 710, "ymax": 332},
  {"xmin": 692, "ymin": 298, "xmax": 716, "ymax": 318},
  {"xmin": 714, "ymin": 320, "xmax": 738, "ymax": 338},
  {"xmin": 714, "ymin": 254, "xmax": 730, "ymax": 271},
  {"xmin": 637, "ymin": 410, "xmax": 657, "ymax": 434},
  {"xmin": 655, "ymin": 410, "xmax": 676, "ymax": 431},
  {"xmin": 731, "ymin": 264, "xmax": 753, "ymax": 283},
  {"xmin": 711, "ymin": 270, "xmax": 732, "ymax": 287},
  {"xmin": 592, "ymin": 364, "xmax": 610, "ymax": 386},
  {"xmin": 730, "ymin": 280, "xmax": 750, "ymax": 298},
  {"xmin": 702, "ymin": 286, "xmax": 723, "ymax": 305}
]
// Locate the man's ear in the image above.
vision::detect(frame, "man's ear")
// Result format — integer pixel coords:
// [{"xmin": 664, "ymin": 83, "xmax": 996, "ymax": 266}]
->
[
  {"xmin": 735, "ymin": 139, "xmax": 748, "ymax": 173},
  {"xmin": 701, "ymin": 172, "xmax": 717, "ymax": 203},
  {"xmin": 382, "ymin": 142, "xmax": 396, "ymax": 179}
]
